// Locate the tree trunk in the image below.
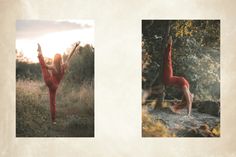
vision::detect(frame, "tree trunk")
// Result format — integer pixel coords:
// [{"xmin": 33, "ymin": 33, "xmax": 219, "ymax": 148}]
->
[{"xmin": 151, "ymin": 20, "xmax": 170, "ymax": 109}]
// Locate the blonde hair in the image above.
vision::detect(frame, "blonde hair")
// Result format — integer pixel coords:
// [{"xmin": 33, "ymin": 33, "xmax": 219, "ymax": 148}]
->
[{"xmin": 53, "ymin": 53, "xmax": 62, "ymax": 73}]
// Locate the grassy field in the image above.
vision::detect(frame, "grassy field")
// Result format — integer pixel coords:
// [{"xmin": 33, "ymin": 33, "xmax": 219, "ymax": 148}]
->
[{"xmin": 16, "ymin": 80, "xmax": 94, "ymax": 137}]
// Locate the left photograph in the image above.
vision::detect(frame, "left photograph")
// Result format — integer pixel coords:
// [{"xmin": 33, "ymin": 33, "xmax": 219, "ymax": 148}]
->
[{"xmin": 16, "ymin": 20, "xmax": 94, "ymax": 137}]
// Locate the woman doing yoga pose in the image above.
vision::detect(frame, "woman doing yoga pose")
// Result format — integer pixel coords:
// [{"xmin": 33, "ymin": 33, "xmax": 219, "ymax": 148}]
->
[
  {"xmin": 163, "ymin": 36, "xmax": 193, "ymax": 116},
  {"xmin": 37, "ymin": 42, "xmax": 80, "ymax": 124}
]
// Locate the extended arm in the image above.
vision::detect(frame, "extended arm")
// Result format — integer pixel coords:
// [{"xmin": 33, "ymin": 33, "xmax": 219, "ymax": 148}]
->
[
  {"xmin": 65, "ymin": 41, "xmax": 80, "ymax": 64},
  {"xmin": 63, "ymin": 42, "xmax": 80, "ymax": 72}
]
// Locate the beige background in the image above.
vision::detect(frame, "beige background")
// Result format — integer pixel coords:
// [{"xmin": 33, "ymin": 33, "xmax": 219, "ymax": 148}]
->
[{"xmin": 1, "ymin": 0, "xmax": 236, "ymax": 156}]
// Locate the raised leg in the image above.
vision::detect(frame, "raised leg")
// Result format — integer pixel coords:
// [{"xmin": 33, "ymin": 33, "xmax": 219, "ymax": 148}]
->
[
  {"xmin": 38, "ymin": 55, "xmax": 52, "ymax": 85},
  {"xmin": 163, "ymin": 38, "xmax": 193, "ymax": 116},
  {"xmin": 163, "ymin": 43, "xmax": 173, "ymax": 83}
]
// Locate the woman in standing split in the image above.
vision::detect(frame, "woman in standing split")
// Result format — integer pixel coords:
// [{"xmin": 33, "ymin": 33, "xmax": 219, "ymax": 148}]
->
[{"xmin": 37, "ymin": 42, "xmax": 80, "ymax": 124}]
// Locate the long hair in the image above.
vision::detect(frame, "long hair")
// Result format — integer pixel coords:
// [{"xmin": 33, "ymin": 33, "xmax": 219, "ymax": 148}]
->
[{"xmin": 53, "ymin": 53, "xmax": 62, "ymax": 74}]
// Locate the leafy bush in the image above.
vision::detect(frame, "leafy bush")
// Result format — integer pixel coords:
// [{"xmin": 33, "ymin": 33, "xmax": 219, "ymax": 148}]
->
[
  {"xmin": 16, "ymin": 61, "xmax": 42, "ymax": 80},
  {"xmin": 64, "ymin": 44, "xmax": 94, "ymax": 85}
]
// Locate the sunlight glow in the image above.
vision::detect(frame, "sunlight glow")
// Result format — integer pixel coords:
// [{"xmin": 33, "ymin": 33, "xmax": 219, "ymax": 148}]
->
[{"xmin": 16, "ymin": 21, "xmax": 94, "ymax": 63}]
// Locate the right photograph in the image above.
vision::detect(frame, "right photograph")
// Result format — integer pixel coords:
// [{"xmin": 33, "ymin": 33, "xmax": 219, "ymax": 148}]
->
[{"xmin": 142, "ymin": 20, "xmax": 220, "ymax": 137}]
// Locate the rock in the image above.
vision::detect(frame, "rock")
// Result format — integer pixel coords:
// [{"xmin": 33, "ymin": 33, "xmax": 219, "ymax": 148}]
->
[
  {"xmin": 143, "ymin": 100, "xmax": 220, "ymax": 137},
  {"xmin": 196, "ymin": 101, "xmax": 220, "ymax": 117},
  {"xmin": 176, "ymin": 128, "xmax": 204, "ymax": 137},
  {"xmin": 198, "ymin": 124, "xmax": 215, "ymax": 137},
  {"xmin": 176, "ymin": 125, "xmax": 215, "ymax": 137},
  {"xmin": 192, "ymin": 101, "xmax": 200, "ymax": 108},
  {"xmin": 199, "ymin": 124, "xmax": 209, "ymax": 130}
]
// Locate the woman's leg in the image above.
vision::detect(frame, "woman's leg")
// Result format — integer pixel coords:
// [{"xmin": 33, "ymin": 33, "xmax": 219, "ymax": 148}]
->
[
  {"xmin": 49, "ymin": 89, "xmax": 56, "ymax": 123},
  {"xmin": 163, "ymin": 43, "xmax": 173, "ymax": 83},
  {"xmin": 163, "ymin": 41, "xmax": 193, "ymax": 115},
  {"xmin": 38, "ymin": 55, "xmax": 51, "ymax": 85}
]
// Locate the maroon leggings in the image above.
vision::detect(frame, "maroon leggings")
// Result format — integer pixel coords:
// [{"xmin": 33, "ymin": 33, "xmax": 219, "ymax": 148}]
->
[
  {"xmin": 163, "ymin": 43, "xmax": 189, "ymax": 89},
  {"xmin": 38, "ymin": 55, "xmax": 58, "ymax": 122}
]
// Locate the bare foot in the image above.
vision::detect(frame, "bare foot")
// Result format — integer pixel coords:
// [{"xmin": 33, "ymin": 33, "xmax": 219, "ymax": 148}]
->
[
  {"xmin": 168, "ymin": 36, "xmax": 172, "ymax": 45},
  {"xmin": 37, "ymin": 43, "xmax": 42, "ymax": 55}
]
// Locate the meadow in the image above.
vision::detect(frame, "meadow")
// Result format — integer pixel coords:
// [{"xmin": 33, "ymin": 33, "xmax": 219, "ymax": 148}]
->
[
  {"xmin": 16, "ymin": 44, "xmax": 94, "ymax": 137},
  {"xmin": 16, "ymin": 80, "xmax": 94, "ymax": 137}
]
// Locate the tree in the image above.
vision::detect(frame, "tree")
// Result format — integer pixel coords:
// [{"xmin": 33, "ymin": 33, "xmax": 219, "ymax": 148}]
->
[
  {"xmin": 142, "ymin": 20, "xmax": 220, "ymax": 102},
  {"xmin": 63, "ymin": 44, "xmax": 94, "ymax": 86}
]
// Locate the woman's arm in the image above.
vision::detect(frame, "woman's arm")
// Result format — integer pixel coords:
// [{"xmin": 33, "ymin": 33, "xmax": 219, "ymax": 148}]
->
[
  {"xmin": 46, "ymin": 65, "xmax": 55, "ymax": 70},
  {"xmin": 65, "ymin": 42, "xmax": 80, "ymax": 64},
  {"xmin": 62, "ymin": 42, "xmax": 80, "ymax": 73}
]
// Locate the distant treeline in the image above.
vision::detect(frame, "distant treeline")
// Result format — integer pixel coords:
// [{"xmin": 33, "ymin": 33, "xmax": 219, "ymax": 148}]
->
[
  {"xmin": 16, "ymin": 44, "xmax": 94, "ymax": 85},
  {"xmin": 16, "ymin": 61, "xmax": 42, "ymax": 80}
]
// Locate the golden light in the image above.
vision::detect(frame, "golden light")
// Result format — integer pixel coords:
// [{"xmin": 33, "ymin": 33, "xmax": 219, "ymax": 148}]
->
[{"xmin": 16, "ymin": 21, "xmax": 94, "ymax": 63}]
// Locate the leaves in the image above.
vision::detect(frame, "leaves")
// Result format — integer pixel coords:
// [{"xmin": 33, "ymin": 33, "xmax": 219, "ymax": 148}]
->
[{"xmin": 142, "ymin": 20, "xmax": 220, "ymax": 101}]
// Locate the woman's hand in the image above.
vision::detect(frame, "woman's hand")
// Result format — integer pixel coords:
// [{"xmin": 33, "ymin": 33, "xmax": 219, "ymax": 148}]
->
[
  {"xmin": 37, "ymin": 43, "xmax": 42, "ymax": 56},
  {"xmin": 75, "ymin": 41, "xmax": 80, "ymax": 47}
]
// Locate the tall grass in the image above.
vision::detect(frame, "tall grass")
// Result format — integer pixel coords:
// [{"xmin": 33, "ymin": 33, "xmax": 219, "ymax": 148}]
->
[{"xmin": 16, "ymin": 80, "xmax": 94, "ymax": 137}]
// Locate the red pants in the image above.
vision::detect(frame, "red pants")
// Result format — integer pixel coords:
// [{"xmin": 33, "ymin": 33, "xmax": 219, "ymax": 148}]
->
[
  {"xmin": 163, "ymin": 44, "xmax": 189, "ymax": 89},
  {"xmin": 38, "ymin": 55, "xmax": 58, "ymax": 122}
]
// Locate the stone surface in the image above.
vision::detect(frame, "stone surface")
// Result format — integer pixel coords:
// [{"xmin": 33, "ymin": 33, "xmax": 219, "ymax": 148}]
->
[{"xmin": 144, "ymin": 104, "xmax": 220, "ymax": 137}]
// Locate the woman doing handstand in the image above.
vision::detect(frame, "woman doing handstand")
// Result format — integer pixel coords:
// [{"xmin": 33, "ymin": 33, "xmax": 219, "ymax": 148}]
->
[
  {"xmin": 163, "ymin": 36, "xmax": 193, "ymax": 116},
  {"xmin": 37, "ymin": 42, "xmax": 80, "ymax": 124}
]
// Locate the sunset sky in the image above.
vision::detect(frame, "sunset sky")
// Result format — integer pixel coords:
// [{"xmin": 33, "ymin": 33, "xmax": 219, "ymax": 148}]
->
[{"xmin": 16, "ymin": 20, "xmax": 94, "ymax": 62}]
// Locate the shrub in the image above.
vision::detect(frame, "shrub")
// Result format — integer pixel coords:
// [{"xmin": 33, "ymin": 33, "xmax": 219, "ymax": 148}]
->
[{"xmin": 64, "ymin": 44, "xmax": 94, "ymax": 85}]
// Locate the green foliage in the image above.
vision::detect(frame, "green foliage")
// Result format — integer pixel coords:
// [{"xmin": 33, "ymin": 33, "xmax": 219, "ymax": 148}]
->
[
  {"xmin": 142, "ymin": 20, "xmax": 220, "ymax": 101},
  {"xmin": 64, "ymin": 44, "xmax": 94, "ymax": 85},
  {"xmin": 172, "ymin": 20, "xmax": 220, "ymax": 47},
  {"xmin": 16, "ymin": 44, "xmax": 94, "ymax": 84},
  {"xmin": 16, "ymin": 60, "xmax": 42, "ymax": 80}
]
